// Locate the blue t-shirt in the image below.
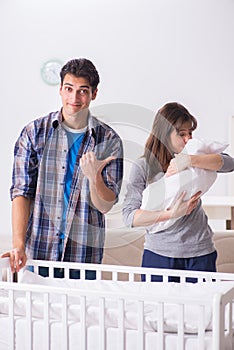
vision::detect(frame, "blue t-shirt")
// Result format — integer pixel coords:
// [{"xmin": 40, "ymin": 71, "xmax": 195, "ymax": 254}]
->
[{"xmin": 60, "ymin": 124, "xmax": 86, "ymax": 241}]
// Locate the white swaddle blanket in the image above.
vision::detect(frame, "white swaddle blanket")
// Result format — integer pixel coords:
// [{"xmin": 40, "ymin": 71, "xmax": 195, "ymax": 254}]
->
[{"xmin": 141, "ymin": 138, "xmax": 228, "ymax": 232}]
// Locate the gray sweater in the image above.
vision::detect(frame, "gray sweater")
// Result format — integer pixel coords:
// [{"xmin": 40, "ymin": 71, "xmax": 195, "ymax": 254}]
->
[{"xmin": 122, "ymin": 154, "xmax": 234, "ymax": 258}]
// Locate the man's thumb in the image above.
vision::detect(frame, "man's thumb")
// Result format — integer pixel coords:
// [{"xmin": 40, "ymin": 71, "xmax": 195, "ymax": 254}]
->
[{"xmin": 102, "ymin": 156, "xmax": 116, "ymax": 165}]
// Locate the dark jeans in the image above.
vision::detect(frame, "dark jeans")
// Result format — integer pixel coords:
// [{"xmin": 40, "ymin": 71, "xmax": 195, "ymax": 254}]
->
[{"xmin": 141, "ymin": 249, "xmax": 217, "ymax": 283}]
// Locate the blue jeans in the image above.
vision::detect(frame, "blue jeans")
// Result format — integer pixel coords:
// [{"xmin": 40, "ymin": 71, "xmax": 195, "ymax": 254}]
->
[{"xmin": 141, "ymin": 249, "xmax": 217, "ymax": 283}]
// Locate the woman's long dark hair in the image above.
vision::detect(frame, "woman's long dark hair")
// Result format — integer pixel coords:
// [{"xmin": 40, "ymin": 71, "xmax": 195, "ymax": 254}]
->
[{"xmin": 144, "ymin": 102, "xmax": 197, "ymax": 180}]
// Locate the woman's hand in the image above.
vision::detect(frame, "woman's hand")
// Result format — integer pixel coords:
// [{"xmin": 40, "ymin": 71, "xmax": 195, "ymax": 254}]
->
[
  {"xmin": 166, "ymin": 153, "xmax": 191, "ymax": 177},
  {"xmin": 168, "ymin": 191, "xmax": 201, "ymax": 219},
  {"xmin": 132, "ymin": 191, "xmax": 202, "ymax": 227}
]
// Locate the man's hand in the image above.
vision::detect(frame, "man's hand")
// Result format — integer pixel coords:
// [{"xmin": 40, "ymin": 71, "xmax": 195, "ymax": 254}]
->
[
  {"xmin": 80, "ymin": 151, "xmax": 116, "ymax": 183},
  {"xmin": 80, "ymin": 151, "xmax": 117, "ymax": 213},
  {"xmin": 1, "ymin": 248, "xmax": 27, "ymax": 273},
  {"xmin": 166, "ymin": 153, "xmax": 191, "ymax": 177}
]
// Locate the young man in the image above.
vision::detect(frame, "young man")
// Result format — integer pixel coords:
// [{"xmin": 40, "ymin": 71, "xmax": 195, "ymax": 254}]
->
[{"xmin": 3, "ymin": 58, "xmax": 123, "ymax": 274}]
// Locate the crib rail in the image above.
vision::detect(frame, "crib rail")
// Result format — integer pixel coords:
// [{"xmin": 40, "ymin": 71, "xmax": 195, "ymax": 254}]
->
[
  {"xmin": 18, "ymin": 258, "xmax": 234, "ymax": 283},
  {"xmin": 1, "ymin": 257, "xmax": 234, "ymax": 283}
]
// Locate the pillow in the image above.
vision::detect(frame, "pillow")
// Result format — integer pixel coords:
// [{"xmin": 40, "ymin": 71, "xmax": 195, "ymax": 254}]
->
[{"xmin": 141, "ymin": 138, "xmax": 228, "ymax": 232}]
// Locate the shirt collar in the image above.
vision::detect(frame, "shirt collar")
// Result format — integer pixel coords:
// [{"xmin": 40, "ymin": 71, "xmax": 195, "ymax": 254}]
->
[{"xmin": 52, "ymin": 109, "xmax": 97, "ymax": 140}]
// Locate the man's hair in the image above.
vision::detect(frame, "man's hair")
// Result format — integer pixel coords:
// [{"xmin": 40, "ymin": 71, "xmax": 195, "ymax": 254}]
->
[{"xmin": 60, "ymin": 58, "xmax": 100, "ymax": 92}]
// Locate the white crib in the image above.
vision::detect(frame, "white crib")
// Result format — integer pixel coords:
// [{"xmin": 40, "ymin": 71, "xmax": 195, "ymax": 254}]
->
[{"xmin": 0, "ymin": 258, "xmax": 234, "ymax": 350}]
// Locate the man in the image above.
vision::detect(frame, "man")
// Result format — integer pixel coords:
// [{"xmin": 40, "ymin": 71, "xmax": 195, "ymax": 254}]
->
[{"xmin": 2, "ymin": 58, "xmax": 123, "ymax": 274}]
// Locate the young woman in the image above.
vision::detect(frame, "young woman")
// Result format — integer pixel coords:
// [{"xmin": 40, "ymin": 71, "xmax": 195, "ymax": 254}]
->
[{"xmin": 122, "ymin": 102, "xmax": 234, "ymax": 280}]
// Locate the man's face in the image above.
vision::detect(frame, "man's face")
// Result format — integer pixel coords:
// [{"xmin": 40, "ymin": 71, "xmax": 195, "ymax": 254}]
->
[{"xmin": 60, "ymin": 74, "xmax": 97, "ymax": 119}]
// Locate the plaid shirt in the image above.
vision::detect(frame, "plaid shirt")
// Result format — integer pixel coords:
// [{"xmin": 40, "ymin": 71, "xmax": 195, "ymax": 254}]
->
[{"xmin": 10, "ymin": 111, "xmax": 123, "ymax": 263}]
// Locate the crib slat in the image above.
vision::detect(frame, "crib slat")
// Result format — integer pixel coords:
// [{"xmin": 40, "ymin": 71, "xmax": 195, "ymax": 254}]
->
[
  {"xmin": 48, "ymin": 266, "xmax": 53, "ymax": 278},
  {"xmin": 80, "ymin": 269, "xmax": 86, "ymax": 280},
  {"xmin": 157, "ymin": 302, "xmax": 164, "ymax": 349},
  {"xmin": 213, "ymin": 293, "xmax": 226, "ymax": 350},
  {"xmin": 43, "ymin": 293, "xmax": 50, "ymax": 350},
  {"xmin": 197, "ymin": 277, "xmax": 204, "ymax": 283},
  {"xmin": 137, "ymin": 300, "xmax": 144, "ymax": 350},
  {"xmin": 34, "ymin": 265, "xmax": 39, "ymax": 275},
  {"xmin": 96, "ymin": 269, "xmax": 102, "ymax": 280},
  {"xmin": 118, "ymin": 299, "xmax": 124, "ymax": 350},
  {"xmin": 145, "ymin": 273, "xmax": 151, "ymax": 282},
  {"xmin": 129, "ymin": 272, "xmax": 134, "ymax": 282},
  {"xmin": 227, "ymin": 301, "xmax": 232, "ymax": 334},
  {"xmin": 64, "ymin": 267, "xmax": 70, "ymax": 279},
  {"xmin": 8, "ymin": 290, "xmax": 15, "ymax": 350},
  {"xmin": 99, "ymin": 297, "xmax": 105, "ymax": 349},
  {"xmin": 112, "ymin": 271, "xmax": 118, "ymax": 281},
  {"xmin": 62, "ymin": 294, "xmax": 68, "ymax": 349},
  {"xmin": 80, "ymin": 295, "xmax": 87, "ymax": 350},
  {"xmin": 26, "ymin": 291, "xmax": 33, "ymax": 350},
  {"xmin": 197, "ymin": 304, "xmax": 206, "ymax": 349},
  {"xmin": 177, "ymin": 304, "xmax": 185, "ymax": 350}
]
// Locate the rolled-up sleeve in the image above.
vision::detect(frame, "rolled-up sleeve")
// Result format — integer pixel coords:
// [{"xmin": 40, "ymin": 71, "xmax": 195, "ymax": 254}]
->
[
  {"xmin": 122, "ymin": 158, "xmax": 147, "ymax": 227},
  {"xmin": 102, "ymin": 135, "xmax": 123, "ymax": 202},
  {"xmin": 218, "ymin": 153, "xmax": 234, "ymax": 173},
  {"xmin": 10, "ymin": 126, "xmax": 38, "ymax": 200}
]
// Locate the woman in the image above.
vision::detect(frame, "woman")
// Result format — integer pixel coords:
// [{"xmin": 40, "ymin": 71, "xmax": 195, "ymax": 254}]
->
[{"xmin": 122, "ymin": 102, "xmax": 234, "ymax": 280}]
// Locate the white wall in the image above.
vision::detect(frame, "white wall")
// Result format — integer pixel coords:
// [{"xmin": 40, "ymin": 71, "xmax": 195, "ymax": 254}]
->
[{"xmin": 1, "ymin": 0, "xmax": 234, "ymax": 241}]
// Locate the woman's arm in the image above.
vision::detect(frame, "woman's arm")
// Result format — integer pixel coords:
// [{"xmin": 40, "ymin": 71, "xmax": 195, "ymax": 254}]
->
[
  {"xmin": 166, "ymin": 153, "xmax": 223, "ymax": 177},
  {"xmin": 122, "ymin": 158, "xmax": 201, "ymax": 228},
  {"xmin": 190, "ymin": 154, "xmax": 223, "ymax": 171},
  {"xmin": 132, "ymin": 191, "xmax": 201, "ymax": 227}
]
